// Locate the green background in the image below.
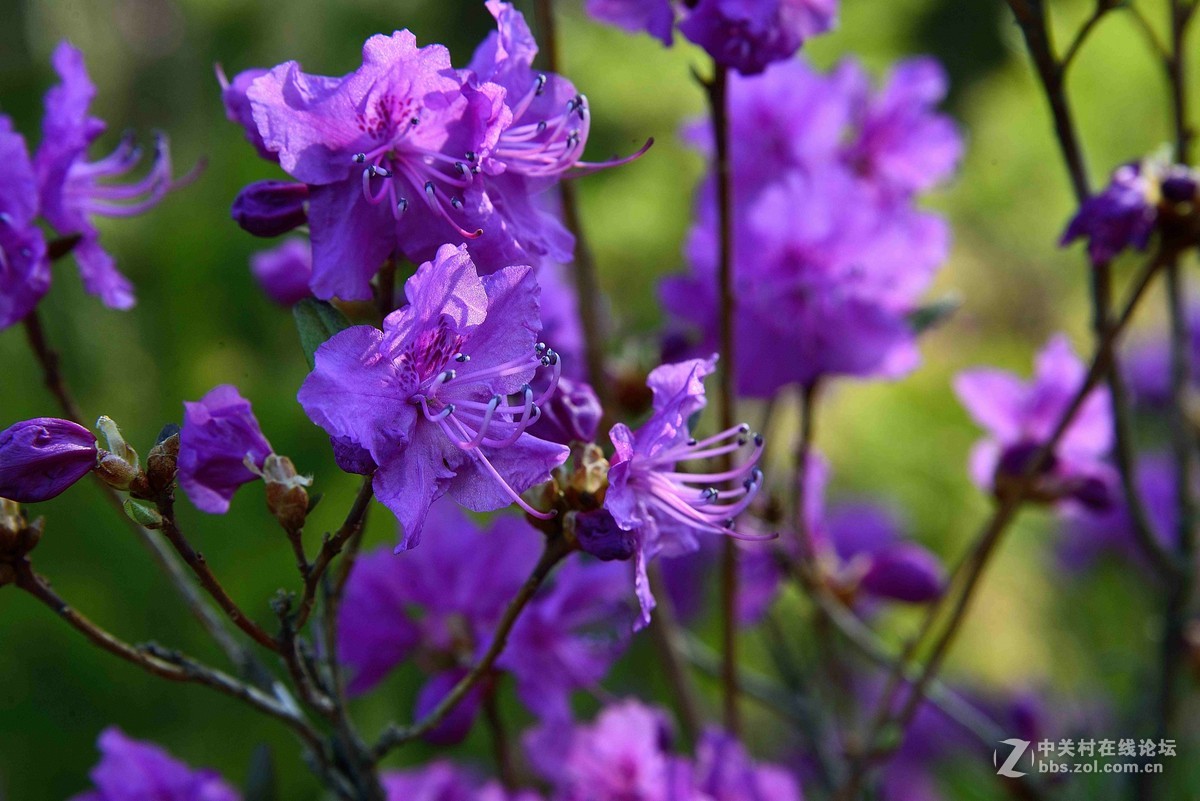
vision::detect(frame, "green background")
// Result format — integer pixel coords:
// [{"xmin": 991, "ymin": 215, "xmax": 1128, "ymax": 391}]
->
[{"xmin": 0, "ymin": 0, "xmax": 1197, "ymax": 797}]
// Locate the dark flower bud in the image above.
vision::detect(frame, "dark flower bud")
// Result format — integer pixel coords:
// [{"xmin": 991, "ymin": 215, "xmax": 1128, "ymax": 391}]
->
[
  {"xmin": 262, "ymin": 454, "xmax": 312, "ymax": 531},
  {"xmin": 1161, "ymin": 168, "xmax": 1198, "ymax": 205},
  {"xmin": 0, "ymin": 499, "xmax": 45, "ymax": 581},
  {"xmin": 330, "ymin": 435, "xmax": 376, "ymax": 475},
  {"xmin": 0, "ymin": 418, "xmax": 97, "ymax": 503},
  {"xmin": 528, "ymin": 377, "xmax": 602, "ymax": 446},
  {"xmin": 572, "ymin": 508, "xmax": 636, "ymax": 561},
  {"xmin": 231, "ymin": 180, "xmax": 309, "ymax": 238},
  {"xmin": 145, "ymin": 429, "xmax": 180, "ymax": 496},
  {"xmin": 94, "ymin": 416, "xmax": 144, "ymax": 493},
  {"xmin": 860, "ymin": 545, "xmax": 945, "ymax": 603}
]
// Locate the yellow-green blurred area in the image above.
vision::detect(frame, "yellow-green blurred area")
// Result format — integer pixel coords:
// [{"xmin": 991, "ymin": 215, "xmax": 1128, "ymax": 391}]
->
[{"xmin": 2, "ymin": 0, "xmax": 1199, "ymax": 798}]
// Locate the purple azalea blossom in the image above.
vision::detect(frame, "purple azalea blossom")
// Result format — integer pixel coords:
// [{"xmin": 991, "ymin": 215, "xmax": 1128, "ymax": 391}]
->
[
  {"xmin": 787, "ymin": 454, "xmax": 944, "ymax": 606},
  {"xmin": 178, "ymin": 385, "xmax": 274, "ymax": 514},
  {"xmin": 250, "ymin": 237, "xmax": 313, "ymax": 306},
  {"xmin": 0, "ymin": 116, "xmax": 50, "ymax": 330},
  {"xmin": 1059, "ymin": 453, "xmax": 1177, "ymax": 572},
  {"xmin": 216, "ymin": 65, "xmax": 274, "ymax": 161},
  {"xmin": 679, "ymin": 0, "xmax": 837, "ymax": 75},
  {"xmin": 35, "ymin": 42, "xmax": 186, "ymax": 310},
  {"xmin": 338, "ymin": 503, "xmax": 628, "ymax": 732},
  {"xmin": 1061, "ymin": 162, "xmax": 1159, "ymax": 263},
  {"xmin": 605, "ymin": 356, "xmax": 766, "ymax": 627},
  {"xmin": 586, "ymin": 0, "xmax": 836, "ymax": 73},
  {"xmin": 529, "ymin": 700, "xmax": 688, "ymax": 800},
  {"xmin": 69, "ymin": 727, "xmax": 240, "ymax": 801},
  {"xmin": 665, "ymin": 57, "xmax": 957, "ymax": 395},
  {"xmin": 954, "ymin": 335, "xmax": 1116, "ymax": 508},
  {"xmin": 692, "ymin": 729, "xmax": 803, "ymax": 801},
  {"xmin": 237, "ymin": 32, "xmax": 511, "ymax": 300},
  {"xmin": 0, "ymin": 418, "xmax": 97, "ymax": 503},
  {"xmin": 298, "ymin": 244, "xmax": 567, "ymax": 548}
]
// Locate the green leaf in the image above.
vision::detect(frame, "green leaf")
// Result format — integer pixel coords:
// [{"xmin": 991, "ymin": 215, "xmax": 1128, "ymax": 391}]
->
[
  {"xmin": 244, "ymin": 744, "xmax": 277, "ymax": 801},
  {"xmin": 293, "ymin": 299, "xmax": 352, "ymax": 369},
  {"xmin": 123, "ymin": 498, "xmax": 162, "ymax": 529},
  {"xmin": 908, "ymin": 293, "xmax": 961, "ymax": 334}
]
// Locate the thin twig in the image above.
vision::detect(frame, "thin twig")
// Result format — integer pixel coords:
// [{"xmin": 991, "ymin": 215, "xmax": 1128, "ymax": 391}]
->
[
  {"xmin": 1062, "ymin": 3, "xmax": 1114, "ymax": 70},
  {"xmin": 296, "ymin": 476, "xmax": 374, "ymax": 629},
  {"xmin": 482, "ymin": 678, "xmax": 520, "ymax": 790},
  {"xmin": 371, "ymin": 535, "xmax": 573, "ymax": 761},
  {"xmin": 157, "ymin": 498, "xmax": 279, "ymax": 652},
  {"xmin": 646, "ymin": 562, "xmax": 704, "ymax": 743}
]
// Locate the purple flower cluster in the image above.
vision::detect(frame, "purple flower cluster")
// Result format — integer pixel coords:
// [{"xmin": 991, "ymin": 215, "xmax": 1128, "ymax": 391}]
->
[
  {"xmin": 663, "ymin": 56, "xmax": 960, "ymax": 396},
  {"xmin": 222, "ymin": 2, "xmax": 636, "ymax": 302},
  {"xmin": 528, "ymin": 700, "xmax": 802, "ymax": 801},
  {"xmin": 587, "ymin": 0, "xmax": 837, "ymax": 75},
  {"xmin": 338, "ymin": 502, "xmax": 629, "ymax": 737},
  {"xmin": 298, "ymin": 244, "xmax": 568, "ymax": 548},
  {"xmin": 955, "ymin": 334, "xmax": 1115, "ymax": 509},
  {"xmin": 0, "ymin": 42, "xmax": 187, "ymax": 329}
]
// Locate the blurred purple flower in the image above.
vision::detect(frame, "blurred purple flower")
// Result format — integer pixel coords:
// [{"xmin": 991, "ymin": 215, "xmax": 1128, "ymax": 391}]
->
[
  {"xmin": 1059, "ymin": 453, "xmax": 1177, "ymax": 571},
  {"xmin": 954, "ymin": 334, "xmax": 1116, "ymax": 509},
  {"xmin": 692, "ymin": 729, "xmax": 803, "ymax": 801},
  {"xmin": 0, "ymin": 116, "xmax": 50, "ymax": 331},
  {"xmin": 178, "ymin": 385, "xmax": 273, "ymax": 514},
  {"xmin": 528, "ymin": 377, "xmax": 603, "ymax": 446},
  {"xmin": 35, "ymin": 42, "xmax": 188, "ymax": 311},
  {"xmin": 338, "ymin": 503, "xmax": 628, "ymax": 732},
  {"xmin": 659, "ymin": 531, "xmax": 783, "ymax": 626},
  {"xmin": 298, "ymin": 244, "xmax": 568, "ymax": 549},
  {"xmin": 1061, "ymin": 162, "xmax": 1157, "ymax": 263},
  {"xmin": 1123, "ymin": 306, "xmax": 1200, "ymax": 408},
  {"xmin": 679, "ymin": 0, "xmax": 837, "ymax": 75},
  {"xmin": 250, "ymin": 238, "xmax": 312, "ymax": 306},
  {"xmin": 230, "ymin": 180, "xmax": 308, "ymax": 238},
  {"xmin": 380, "ymin": 761, "xmax": 478, "ymax": 801},
  {"xmin": 69, "ymin": 727, "xmax": 239, "ymax": 801},
  {"xmin": 605, "ymin": 356, "xmax": 766, "ymax": 627},
  {"xmin": 0, "ymin": 418, "xmax": 97, "ymax": 503},
  {"xmin": 586, "ymin": 0, "xmax": 836, "ymax": 74}
]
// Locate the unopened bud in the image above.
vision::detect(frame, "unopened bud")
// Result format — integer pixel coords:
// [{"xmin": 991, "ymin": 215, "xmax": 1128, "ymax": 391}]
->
[
  {"xmin": 95, "ymin": 450, "xmax": 143, "ymax": 491},
  {"xmin": 261, "ymin": 454, "xmax": 312, "ymax": 531},
  {"xmin": 123, "ymin": 498, "xmax": 163, "ymax": 529},
  {"xmin": 96, "ymin": 416, "xmax": 138, "ymax": 470},
  {"xmin": 146, "ymin": 428, "xmax": 180, "ymax": 495}
]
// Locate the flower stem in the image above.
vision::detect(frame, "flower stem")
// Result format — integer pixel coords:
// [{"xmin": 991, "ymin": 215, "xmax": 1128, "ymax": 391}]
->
[
  {"xmin": 702, "ymin": 60, "xmax": 742, "ymax": 737},
  {"xmin": 296, "ymin": 475, "xmax": 374, "ymax": 629},
  {"xmin": 482, "ymin": 678, "xmax": 520, "ymax": 790},
  {"xmin": 371, "ymin": 534, "xmax": 573, "ymax": 761}
]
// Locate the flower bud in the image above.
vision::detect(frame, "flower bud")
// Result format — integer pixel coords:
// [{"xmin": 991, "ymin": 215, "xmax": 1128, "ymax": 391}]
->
[
  {"xmin": 0, "ymin": 499, "xmax": 45, "ymax": 579},
  {"xmin": 528, "ymin": 377, "xmax": 602, "ymax": 446},
  {"xmin": 96, "ymin": 416, "xmax": 138, "ymax": 470},
  {"xmin": 261, "ymin": 454, "xmax": 313, "ymax": 531},
  {"xmin": 330, "ymin": 435, "xmax": 376, "ymax": 475},
  {"xmin": 0, "ymin": 418, "xmax": 97, "ymax": 503},
  {"xmin": 232, "ymin": 180, "xmax": 309, "ymax": 238},
  {"xmin": 859, "ymin": 544, "xmax": 945, "ymax": 603},
  {"xmin": 95, "ymin": 450, "xmax": 142, "ymax": 491},
  {"xmin": 145, "ymin": 428, "xmax": 180, "ymax": 496},
  {"xmin": 571, "ymin": 508, "xmax": 635, "ymax": 561}
]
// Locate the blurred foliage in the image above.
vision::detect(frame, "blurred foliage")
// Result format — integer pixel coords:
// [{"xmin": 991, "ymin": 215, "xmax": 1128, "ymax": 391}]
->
[{"xmin": 1, "ymin": 0, "xmax": 1198, "ymax": 798}]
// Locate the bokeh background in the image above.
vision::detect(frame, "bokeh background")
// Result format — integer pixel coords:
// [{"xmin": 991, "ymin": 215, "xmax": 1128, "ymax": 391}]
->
[{"xmin": 1, "ymin": 0, "xmax": 1198, "ymax": 797}]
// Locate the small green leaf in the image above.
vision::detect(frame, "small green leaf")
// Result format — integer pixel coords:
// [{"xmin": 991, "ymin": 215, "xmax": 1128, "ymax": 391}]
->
[
  {"xmin": 244, "ymin": 744, "xmax": 278, "ymax": 801},
  {"xmin": 123, "ymin": 498, "xmax": 162, "ymax": 529},
  {"xmin": 908, "ymin": 293, "xmax": 961, "ymax": 334},
  {"xmin": 293, "ymin": 299, "xmax": 352, "ymax": 369}
]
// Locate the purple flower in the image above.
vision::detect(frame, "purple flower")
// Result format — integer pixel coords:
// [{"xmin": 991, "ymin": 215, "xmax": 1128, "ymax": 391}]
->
[
  {"xmin": 679, "ymin": 0, "xmax": 837, "ymax": 75},
  {"xmin": 0, "ymin": 418, "xmax": 97, "ymax": 503},
  {"xmin": 605, "ymin": 357, "xmax": 766, "ymax": 626},
  {"xmin": 230, "ymin": 180, "xmax": 308, "ymax": 238},
  {"xmin": 380, "ymin": 762, "xmax": 477, "ymax": 801},
  {"xmin": 528, "ymin": 377, "xmax": 603, "ymax": 445},
  {"xmin": 658, "ymin": 531, "xmax": 783, "ymax": 625},
  {"xmin": 585, "ymin": 0, "xmax": 676, "ymax": 45},
  {"xmin": 250, "ymin": 238, "xmax": 312, "ymax": 306},
  {"xmin": 692, "ymin": 729, "xmax": 803, "ymax": 801},
  {"xmin": 216, "ymin": 65, "xmax": 274, "ymax": 161},
  {"xmin": 68, "ymin": 727, "xmax": 239, "ymax": 801},
  {"xmin": 1061, "ymin": 162, "xmax": 1157, "ymax": 263},
  {"xmin": 530, "ymin": 700, "xmax": 686, "ymax": 800},
  {"xmin": 0, "ymin": 115, "xmax": 50, "ymax": 330},
  {"xmin": 338, "ymin": 503, "xmax": 628, "ymax": 731},
  {"xmin": 502, "ymin": 555, "xmax": 631, "ymax": 721},
  {"xmin": 178, "ymin": 385, "xmax": 273, "ymax": 514},
  {"xmin": 1059, "ymin": 453, "xmax": 1177, "ymax": 572},
  {"xmin": 843, "ymin": 57, "xmax": 962, "ymax": 197},
  {"xmin": 298, "ymin": 244, "xmax": 568, "ymax": 549},
  {"xmin": 954, "ymin": 335, "xmax": 1116, "ymax": 508},
  {"xmin": 586, "ymin": 0, "xmax": 836, "ymax": 73},
  {"xmin": 1123, "ymin": 306, "xmax": 1200, "ymax": 408},
  {"xmin": 35, "ymin": 42, "xmax": 187, "ymax": 311},
  {"xmin": 241, "ymin": 32, "xmax": 510, "ymax": 300}
]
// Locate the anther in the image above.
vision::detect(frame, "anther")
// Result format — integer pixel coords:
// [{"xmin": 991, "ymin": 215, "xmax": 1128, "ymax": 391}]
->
[
  {"xmin": 454, "ymin": 353, "xmax": 470, "ymax": 363},
  {"xmin": 535, "ymin": 342, "xmax": 547, "ymax": 353},
  {"xmin": 455, "ymin": 161, "xmax": 468, "ymax": 175},
  {"xmin": 450, "ymin": 197, "xmax": 463, "ymax": 210},
  {"xmin": 537, "ymin": 121, "xmax": 547, "ymax": 133},
  {"xmin": 465, "ymin": 151, "xmax": 477, "ymax": 163},
  {"xmin": 753, "ymin": 433, "xmax": 764, "ymax": 447},
  {"xmin": 368, "ymin": 165, "xmax": 391, "ymax": 178},
  {"xmin": 535, "ymin": 74, "xmax": 547, "ymax": 95},
  {"xmin": 737, "ymin": 423, "xmax": 750, "ymax": 434},
  {"xmin": 723, "ymin": 519, "xmax": 736, "ymax": 529},
  {"xmin": 352, "ymin": 153, "xmax": 366, "ymax": 163},
  {"xmin": 397, "ymin": 198, "xmax": 409, "ymax": 213},
  {"xmin": 425, "ymin": 181, "xmax": 435, "ymax": 196},
  {"xmin": 687, "ymin": 438, "xmax": 698, "ymax": 447}
]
